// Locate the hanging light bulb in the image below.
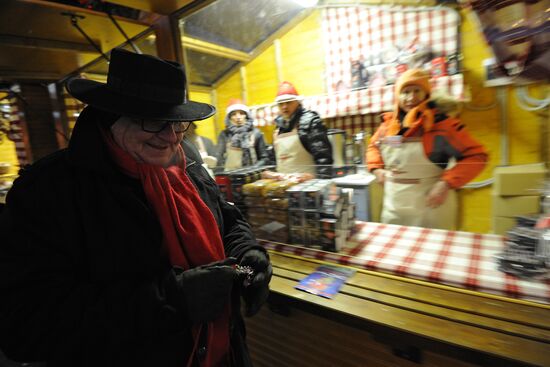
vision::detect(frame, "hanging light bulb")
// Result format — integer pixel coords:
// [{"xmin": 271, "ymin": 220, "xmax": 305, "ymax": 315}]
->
[{"xmin": 293, "ymin": 0, "xmax": 319, "ymax": 8}]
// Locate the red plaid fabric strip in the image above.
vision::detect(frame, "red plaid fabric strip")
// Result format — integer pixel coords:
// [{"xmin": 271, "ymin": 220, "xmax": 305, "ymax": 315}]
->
[
  {"xmin": 394, "ymin": 227, "xmax": 431, "ymax": 277},
  {"xmin": 257, "ymin": 222, "xmax": 550, "ymax": 305},
  {"xmin": 464, "ymin": 233, "xmax": 483, "ymax": 290},
  {"xmin": 249, "ymin": 74, "xmax": 463, "ymax": 128}
]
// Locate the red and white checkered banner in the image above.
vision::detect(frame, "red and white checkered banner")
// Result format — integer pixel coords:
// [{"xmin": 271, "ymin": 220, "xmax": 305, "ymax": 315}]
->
[
  {"xmin": 259, "ymin": 221, "xmax": 550, "ymax": 305},
  {"xmin": 322, "ymin": 6, "xmax": 460, "ymax": 93},
  {"xmin": 249, "ymin": 73, "xmax": 463, "ymax": 128}
]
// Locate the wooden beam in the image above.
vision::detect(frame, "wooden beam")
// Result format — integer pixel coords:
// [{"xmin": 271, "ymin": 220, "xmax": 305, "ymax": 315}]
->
[
  {"xmin": 153, "ymin": 15, "xmax": 183, "ymax": 63},
  {"xmin": 182, "ymin": 36, "xmax": 250, "ymax": 62},
  {"xmin": 0, "ymin": 35, "xmax": 97, "ymax": 53}
]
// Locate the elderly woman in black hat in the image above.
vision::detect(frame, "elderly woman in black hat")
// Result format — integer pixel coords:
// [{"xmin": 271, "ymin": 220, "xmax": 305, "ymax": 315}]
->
[{"xmin": 0, "ymin": 49, "xmax": 271, "ymax": 367}]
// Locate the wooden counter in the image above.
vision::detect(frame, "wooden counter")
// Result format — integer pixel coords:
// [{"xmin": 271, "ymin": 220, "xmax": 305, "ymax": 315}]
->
[{"xmin": 245, "ymin": 251, "xmax": 550, "ymax": 367}]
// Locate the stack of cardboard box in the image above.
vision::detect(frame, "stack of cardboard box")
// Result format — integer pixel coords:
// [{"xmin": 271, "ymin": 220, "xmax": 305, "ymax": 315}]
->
[{"xmin": 492, "ymin": 163, "xmax": 548, "ymax": 234}]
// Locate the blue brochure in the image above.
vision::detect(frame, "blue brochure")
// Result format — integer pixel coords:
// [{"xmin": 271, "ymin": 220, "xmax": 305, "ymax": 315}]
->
[{"xmin": 295, "ymin": 264, "xmax": 356, "ymax": 299}]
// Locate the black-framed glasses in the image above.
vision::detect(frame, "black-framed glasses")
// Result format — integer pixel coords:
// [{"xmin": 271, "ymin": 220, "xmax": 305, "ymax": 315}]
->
[{"xmin": 132, "ymin": 119, "xmax": 192, "ymax": 134}]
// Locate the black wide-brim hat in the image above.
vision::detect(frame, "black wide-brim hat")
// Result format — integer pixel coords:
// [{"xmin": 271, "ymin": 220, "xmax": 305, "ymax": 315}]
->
[{"xmin": 66, "ymin": 48, "xmax": 215, "ymax": 122}]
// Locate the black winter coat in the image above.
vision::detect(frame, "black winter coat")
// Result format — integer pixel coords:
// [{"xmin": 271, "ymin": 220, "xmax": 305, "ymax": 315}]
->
[
  {"xmin": 0, "ymin": 108, "xmax": 259, "ymax": 366},
  {"xmin": 274, "ymin": 105, "xmax": 333, "ymax": 178}
]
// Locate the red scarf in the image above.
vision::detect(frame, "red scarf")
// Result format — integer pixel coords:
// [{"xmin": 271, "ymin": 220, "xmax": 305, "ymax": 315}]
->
[{"xmin": 101, "ymin": 127, "xmax": 230, "ymax": 366}]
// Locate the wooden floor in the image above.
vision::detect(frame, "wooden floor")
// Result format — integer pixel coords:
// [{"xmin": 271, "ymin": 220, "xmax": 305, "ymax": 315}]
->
[{"xmin": 244, "ymin": 251, "xmax": 550, "ymax": 367}]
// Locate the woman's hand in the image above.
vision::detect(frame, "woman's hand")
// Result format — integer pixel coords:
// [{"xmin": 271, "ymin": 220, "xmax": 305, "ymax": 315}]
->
[
  {"xmin": 372, "ymin": 169, "xmax": 387, "ymax": 185},
  {"xmin": 426, "ymin": 181, "xmax": 450, "ymax": 208}
]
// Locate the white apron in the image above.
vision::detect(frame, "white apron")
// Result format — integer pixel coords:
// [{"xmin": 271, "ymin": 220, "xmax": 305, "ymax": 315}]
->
[
  {"xmin": 273, "ymin": 128, "xmax": 316, "ymax": 175},
  {"xmin": 224, "ymin": 134, "xmax": 257, "ymax": 171},
  {"xmin": 380, "ymin": 136, "xmax": 457, "ymax": 230}
]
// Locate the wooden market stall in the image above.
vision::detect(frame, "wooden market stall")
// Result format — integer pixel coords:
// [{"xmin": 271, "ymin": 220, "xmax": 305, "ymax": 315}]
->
[{"xmin": 0, "ymin": 1, "xmax": 549, "ymax": 366}]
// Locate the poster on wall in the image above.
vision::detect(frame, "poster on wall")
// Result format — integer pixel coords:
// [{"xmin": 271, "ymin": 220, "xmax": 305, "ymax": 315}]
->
[{"xmin": 321, "ymin": 6, "xmax": 460, "ymax": 94}]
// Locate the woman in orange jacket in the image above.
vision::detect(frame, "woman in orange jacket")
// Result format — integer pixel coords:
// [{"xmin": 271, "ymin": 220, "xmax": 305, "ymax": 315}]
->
[{"xmin": 366, "ymin": 69, "xmax": 488, "ymax": 230}]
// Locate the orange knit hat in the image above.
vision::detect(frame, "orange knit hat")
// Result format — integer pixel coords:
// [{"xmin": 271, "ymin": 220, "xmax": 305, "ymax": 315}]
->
[
  {"xmin": 387, "ymin": 69, "xmax": 434, "ymax": 134},
  {"xmin": 394, "ymin": 68, "xmax": 431, "ymax": 97}
]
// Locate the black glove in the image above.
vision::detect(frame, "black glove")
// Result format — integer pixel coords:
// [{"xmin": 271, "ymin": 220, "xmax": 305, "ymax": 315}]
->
[
  {"xmin": 176, "ymin": 257, "xmax": 237, "ymax": 323},
  {"xmin": 239, "ymin": 249, "xmax": 272, "ymax": 317}
]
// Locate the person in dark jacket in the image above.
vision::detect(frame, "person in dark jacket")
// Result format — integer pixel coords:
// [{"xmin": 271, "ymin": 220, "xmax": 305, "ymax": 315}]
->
[
  {"xmin": 0, "ymin": 49, "xmax": 271, "ymax": 367},
  {"xmin": 273, "ymin": 81, "xmax": 333, "ymax": 178},
  {"xmin": 215, "ymin": 99, "xmax": 268, "ymax": 171},
  {"xmin": 184, "ymin": 122, "xmax": 218, "ymax": 177}
]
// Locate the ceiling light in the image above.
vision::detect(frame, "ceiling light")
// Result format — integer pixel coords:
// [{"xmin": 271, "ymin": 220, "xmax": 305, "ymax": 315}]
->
[{"xmin": 293, "ymin": 0, "xmax": 319, "ymax": 8}]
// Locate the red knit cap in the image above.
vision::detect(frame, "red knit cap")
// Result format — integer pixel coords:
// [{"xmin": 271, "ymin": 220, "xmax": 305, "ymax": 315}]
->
[
  {"xmin": 275, "ymin": 81, "xmax": 302, "ymax": 103},
  {"xmin": 225, "ymin": 98, "xmax": 250, "ymax": 117}
]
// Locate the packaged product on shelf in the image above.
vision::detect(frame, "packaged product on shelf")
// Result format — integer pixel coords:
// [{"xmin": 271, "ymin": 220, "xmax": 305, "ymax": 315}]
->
[
  {"xmin": 347, "ymin": 203, "xmax": 356, "ymax": 230},
  {"xmin": 265, "ymin": 197, "xmax": 289, "ymax": 210},
  {"xmin": 289, "ymin": 209, "xmax": 305, "ymax": 227},
  {"xmin": 286, "ymin": 183, "xmax": 306, "ymax": 209},
  {"xmin": 247, "ymin": 207, "xmax": 267, "ymax": 216},
  {"xmin": 264, "ymin": 179, "xmax": 298, "ymax": 198},
  {"xmin": 306, "ymin": 229, "xmax": 322, "ymax": 250},
  {"xmin": 290, "ymin": 228, "xmax": 306, "ymax": 246},
  {"xmin": 267, "ymin": 208, "xmax": 289, "ymax": 223},
  {"xmin": 304, "ymin": 210, "xmax": 321, "ymax": 230},
  {"xmin": 244, "ymin": 195, "xmax": 266, "ymax": 208},
  {"xmin": 303, "ymin": 186, "xmax": 324, "ymax": 210},
  {"xmin": 242, "ymin": 179, "xmax": 276, "ymax": 197},
  {"xmin": 319, "ymin": 218, "xmax": 347, "ymax": 252},
  {"xmin": 247, "ymin": 214, "xmax": 271, "ymax": 228}
]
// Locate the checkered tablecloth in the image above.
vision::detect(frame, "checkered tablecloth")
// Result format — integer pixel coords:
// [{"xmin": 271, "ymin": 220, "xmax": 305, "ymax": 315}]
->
[{"xmin": 259, "ymin": 221, "xmax": 550, "ymax": 305}]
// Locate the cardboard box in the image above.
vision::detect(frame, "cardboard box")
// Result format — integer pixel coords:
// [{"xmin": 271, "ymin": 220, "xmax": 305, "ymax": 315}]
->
[
  {"xmin": 492, "ymin": 195, "xmax": 540, "ymax": 216},
  {"xmin": 492, "ymin": 216, "xmax": 517, "ymax": 235},
  {"xmin": 493, "ymin": 163, "xmax": 548, "ymax": 196}
]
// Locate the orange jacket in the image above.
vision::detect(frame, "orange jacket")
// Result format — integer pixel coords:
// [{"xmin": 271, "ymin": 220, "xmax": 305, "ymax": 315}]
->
[{"xmin": 367, "ymin": 110, "xmax": 488, "ymax": 189}]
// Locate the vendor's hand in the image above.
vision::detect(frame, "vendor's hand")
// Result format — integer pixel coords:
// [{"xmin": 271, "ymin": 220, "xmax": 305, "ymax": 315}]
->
[
  {"xmin": 239, "ymin": 249, "xmax": 272, "ymax": 317},
  {"xmin": 373, "ymin": 169, "xmax": 387, "ymax": 185},
  {"xmin": 175, "ymin": 257, "xmax": 237, "ymax": 323},
  {"xmin": 426, "ymin": 181, "xmax": 450, "ymax": 208}
]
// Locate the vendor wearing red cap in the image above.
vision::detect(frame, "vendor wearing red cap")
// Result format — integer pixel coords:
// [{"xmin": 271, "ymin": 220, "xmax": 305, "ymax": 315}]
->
[
  {"xmin": 273, "ymin": 81, "xmax": 333, "ymax": 178},
  {"xmin": 367, "ymin": 69, "xmax": 488, "ymax": 230},
  {"xmin": 216, "ymin": 98, "xmax": 269, "ymax": 171}
]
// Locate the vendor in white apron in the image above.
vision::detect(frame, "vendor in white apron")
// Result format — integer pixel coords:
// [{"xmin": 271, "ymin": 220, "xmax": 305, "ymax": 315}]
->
[
  {"xmin": 215, "ymin": 99, "xmax": 269, "ymax": 171},
  {"xmin": 272, "ymin": 81, "xmax": 333, "ymax": 178},
  {"xmin": 366, "ymin": 69, "xmax": 488, "ymax": 230}
]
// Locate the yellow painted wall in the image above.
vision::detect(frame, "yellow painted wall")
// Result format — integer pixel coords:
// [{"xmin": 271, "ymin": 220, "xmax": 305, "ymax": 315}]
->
[
  {"xmin": 459, "ymin": 8, "xmax": 546, "ymax": 233},
  {"xmin": 245, "ymin": 45, "xmax": 279, "ymax": 106},
  {"xmin": 214, "ymin": 72, "xmax": 242, "ymax": 141},
  {"xmin": 214, "ymin": 8, "xmax": 548, "ymax": 233},
  {"xmin": 0, "ymin": 136, "xmax": 18, "ymax": 175},
  {"xmin": 279, "ymin": 11, "xmax": 326, "ymax": 96},
  {"xmin": 0, "ymin": 100, "xmax": 20, "ymax": 178}
]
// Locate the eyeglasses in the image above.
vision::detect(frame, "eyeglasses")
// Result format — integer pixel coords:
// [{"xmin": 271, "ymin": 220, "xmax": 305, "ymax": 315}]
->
[{"xmin": 132, "ymin": 119, "xmax": 192, "ymax": 134}]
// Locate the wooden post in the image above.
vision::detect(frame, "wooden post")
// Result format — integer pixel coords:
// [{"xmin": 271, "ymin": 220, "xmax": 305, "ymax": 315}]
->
[{"xmin": 153, "ymin": 15, "xmax": 183, "ymax": 64}]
